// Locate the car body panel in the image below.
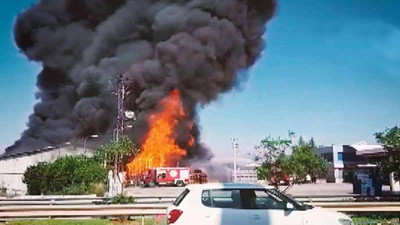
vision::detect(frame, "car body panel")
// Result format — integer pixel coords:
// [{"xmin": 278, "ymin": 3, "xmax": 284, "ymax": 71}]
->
[{"xmin": 167, "ymin": 183, "xmax": 352, "ymax": 225}]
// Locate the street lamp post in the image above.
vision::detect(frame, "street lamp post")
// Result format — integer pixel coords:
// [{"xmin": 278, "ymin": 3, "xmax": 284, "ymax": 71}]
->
[
  {"xmin": 232, "ymin": 138, "xmax": 239, "ymax": 183},
  {"xmin": 84, "ymin": 135, "xmax": 99, "ymax": 154}
]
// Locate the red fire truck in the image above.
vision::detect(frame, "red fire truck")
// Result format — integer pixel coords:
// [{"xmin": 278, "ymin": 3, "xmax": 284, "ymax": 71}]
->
[{"xmin": 140, "ymin": 167, "xmax": 191, "ymax": 187}]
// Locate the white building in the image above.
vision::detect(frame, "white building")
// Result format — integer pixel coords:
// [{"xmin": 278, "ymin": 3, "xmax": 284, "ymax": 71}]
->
[
  {"xmin": 0, "ymin": 144, "xmax": 92, "ymax": 195},
  {"xmin": 315, "ymin": 142, "xmax": 386, "ymax": 183},
  {"xmin": 316, "ymin": 145, "xmax": 345, "ymax": 183},
  {"xmin": 209, "ymin": 157, "xmax": 259, "ymax": 183},
  {"xmin": 234, "ymin": 163, "xmax": 259, "ymax": 183}
]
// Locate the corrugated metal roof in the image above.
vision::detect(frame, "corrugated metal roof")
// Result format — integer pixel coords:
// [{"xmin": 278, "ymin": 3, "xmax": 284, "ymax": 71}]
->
[{"xmin": 0, "ymin": 144, "xmax": 70, "ymax": 160}]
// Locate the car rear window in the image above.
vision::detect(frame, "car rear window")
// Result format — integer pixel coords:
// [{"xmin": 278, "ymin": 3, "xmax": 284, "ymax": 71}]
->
[
  {"xmin": 173, "ymin": 188, "xmax": 190, "ymax": 206},
  {"xmin": 201, "ymin": 189, "xmax": 288, "ymax": 210}
]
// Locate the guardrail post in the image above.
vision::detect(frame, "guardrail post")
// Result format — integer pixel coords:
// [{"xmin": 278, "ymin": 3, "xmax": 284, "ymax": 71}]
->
[{"xmin": 142, "ymin": 215, "xmax": 145, "ymax": 225}]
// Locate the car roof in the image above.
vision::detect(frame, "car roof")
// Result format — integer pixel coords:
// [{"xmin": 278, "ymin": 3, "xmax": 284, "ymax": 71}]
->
[{"xmin": 187, "ymin": 183, "xmax": 274, "ymax": 190}]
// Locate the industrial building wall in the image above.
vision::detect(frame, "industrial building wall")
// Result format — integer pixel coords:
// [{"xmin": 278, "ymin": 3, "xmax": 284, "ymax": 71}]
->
[
  {"xmin": 0, "ymin": 146, "xmax": 90, "ymax": 195},
  {"xmin": 236, "ymin": 169, "xmax": 258, "ymax": 183},
  {"xmin": 230, "ymin": 167, "xmax": 258, "ymax": 183}
]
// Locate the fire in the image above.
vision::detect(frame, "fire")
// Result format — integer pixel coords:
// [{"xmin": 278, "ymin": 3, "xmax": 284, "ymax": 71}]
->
[{"xmin": 127, "ymin": 89, "xmax": 192, "ymax": 176}]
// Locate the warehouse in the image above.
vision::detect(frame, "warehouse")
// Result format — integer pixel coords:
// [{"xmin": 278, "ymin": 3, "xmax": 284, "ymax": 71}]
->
[{"xmin": 0, "ymin": 144, "xmax": 91, "ymax": 195}]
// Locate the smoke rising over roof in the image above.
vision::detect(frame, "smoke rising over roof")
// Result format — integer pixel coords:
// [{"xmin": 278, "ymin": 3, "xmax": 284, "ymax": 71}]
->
[{"xmin": 7, "ymin": 0, "xmax": 276, "ymax": 160}]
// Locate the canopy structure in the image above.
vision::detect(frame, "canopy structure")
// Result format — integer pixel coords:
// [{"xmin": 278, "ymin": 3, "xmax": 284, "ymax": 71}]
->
[{"xmin": 349, "ymin": 142, "xmax": 387, "ymax": 156}]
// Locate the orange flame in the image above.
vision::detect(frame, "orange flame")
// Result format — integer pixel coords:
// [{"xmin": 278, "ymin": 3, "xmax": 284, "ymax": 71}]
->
[{"xmin": 127, "ymin": 90, "xmax": 192, "ymax": 176}]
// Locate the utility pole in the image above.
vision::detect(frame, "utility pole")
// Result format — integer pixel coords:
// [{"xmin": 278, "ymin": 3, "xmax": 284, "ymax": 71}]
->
[
  {"xmin": 108, "ymin": 74, "xmax": 137, "ymax": 196},
  {"xmin": 109, "ymin": 74, "xmax": 126, "ymax": 196},
  {"xmin": 232, "ymin": 138, "xmax": 239, "ymax": 183},
  {"xmin": 116, "ymin": 74, "xmax": 125, "ymax": 141}
]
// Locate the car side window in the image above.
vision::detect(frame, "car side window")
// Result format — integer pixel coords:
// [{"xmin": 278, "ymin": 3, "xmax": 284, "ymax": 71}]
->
[
  {"xmin": 254, "ymin": 190, "xmax": 287, "ymax": 210},
  {"xmin": 201, "ymin": 189, "xmax": 241, "ymax": 209},
  {"xmin": 213, "ymin": 190, "xmax": 241, "ymax": 208},
  {"xmin": 240, "ymin": 189, "xmax": 259, "ymax": 209}
]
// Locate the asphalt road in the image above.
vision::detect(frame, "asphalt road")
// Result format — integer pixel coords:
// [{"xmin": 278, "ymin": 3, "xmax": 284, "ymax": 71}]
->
[{"xmin": 125, "ymin": 186, "xmax": 185, "ymax": 197}]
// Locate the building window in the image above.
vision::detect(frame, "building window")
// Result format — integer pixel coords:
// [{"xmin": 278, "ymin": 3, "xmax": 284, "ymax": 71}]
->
[
  {"xmin": 338, "ymin": 152, "xmax": 343, "ymax": 161},
  {"xmin": 322, "ymin": 153, "xmax": 333, "ymax": 162}
]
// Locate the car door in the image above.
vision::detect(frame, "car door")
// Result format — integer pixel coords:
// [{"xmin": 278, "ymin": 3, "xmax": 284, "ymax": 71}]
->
[
  {"xmin": 201, "ymin": 189, "xmax": 251, "ymax": 225},
  {"xmin": 244, "ymin": 189, "xmax": 304, "ymax": 225}
]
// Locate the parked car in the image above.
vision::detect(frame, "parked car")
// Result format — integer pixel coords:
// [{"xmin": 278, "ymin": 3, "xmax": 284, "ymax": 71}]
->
[{"xmin": 167, "ymin": 183, "xmax": 353, "ymax": 225}]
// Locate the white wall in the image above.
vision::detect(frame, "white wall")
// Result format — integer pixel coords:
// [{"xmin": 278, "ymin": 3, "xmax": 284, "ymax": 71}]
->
[
  {"xmin": 332, "ymin": 145, "xmax": 344, "ymax": 169},
  {"xmin": 0, "ymin": 146, "xmax": 92, "ymax": 195}
]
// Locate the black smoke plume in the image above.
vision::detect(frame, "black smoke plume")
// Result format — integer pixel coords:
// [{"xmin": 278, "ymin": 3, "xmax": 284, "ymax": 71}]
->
[{"xmin": 7, "ymin": 0, "xmax": 276, "ymax": 161}]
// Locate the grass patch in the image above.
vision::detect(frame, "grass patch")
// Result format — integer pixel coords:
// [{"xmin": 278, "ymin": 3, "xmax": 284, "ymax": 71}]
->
[
  {"xmin": 8, "ymin": 220, "xmax": 110, "ymax": 225},
  {"xmin": 351, "ymin": 213, "xmax": 400, "ymax": 225},
  {"xmin": 130, "ymin": 217, "xmax": 166, "ymax": 225}
]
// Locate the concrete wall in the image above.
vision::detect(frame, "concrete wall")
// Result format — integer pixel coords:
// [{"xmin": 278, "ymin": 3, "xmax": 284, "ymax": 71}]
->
[{"xmin": 0, "ymin": 146, "xmax": 92, "ymax": 195}]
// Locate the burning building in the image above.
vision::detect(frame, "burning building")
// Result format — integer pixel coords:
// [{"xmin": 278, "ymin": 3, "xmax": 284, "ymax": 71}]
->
[{"xmin": 6, "ymin": 0, "xmax": 276, "ymax": 172}]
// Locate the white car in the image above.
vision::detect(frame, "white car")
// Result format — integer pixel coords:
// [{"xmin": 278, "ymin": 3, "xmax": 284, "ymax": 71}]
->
[{"xmin": 167, "ymin": 183, "xmax": 353, "ymax": 225}]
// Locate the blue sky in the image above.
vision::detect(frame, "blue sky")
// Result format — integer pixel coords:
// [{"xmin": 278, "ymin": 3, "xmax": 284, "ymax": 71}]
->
[
  {"xmin": 199, "ymin": 0, "xmax": 400, "ymax": 158},
  {"xmin": 0, "ymin": 1, "xmax": 399, "ymax": 158},
  {"xmin": 0, "ymin": 0, "xmax": 39, "ymax": 153}
]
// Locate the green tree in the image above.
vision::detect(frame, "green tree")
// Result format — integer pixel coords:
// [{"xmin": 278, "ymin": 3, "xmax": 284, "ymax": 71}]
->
[
  {"xmin": 255, "ymin": 135, "xmax": 327, "ymax": 186},
  {"xmin": 94, "ymin": 136, "xmax": 138, "ymax": 172},
  {"xmin": 298, "ymin": 136, "xmax": 305, "ymax": 146},
  {"xmin": 375, "ymin": 126, "xmax": 400, "ymax": 180},
  {"xmin": 290, "ymin": 142, "xmax": 327, "ymax": 182},
  {"xmin": 23, "ymin": 156, "xmax": 107, "ymax": 195},
  {"xmin": 255, "ymin": 136, "xmax": 292, "ymax": 186},
  {"xmin": 255, "ymin": 136, "xmax": 291, "ymax": 163},
  {"xmin": 309, "ymin": 137, "xmax": 316, "ymax": 148},
  {"xmin": 256, "ymin": 156, "xmax": 293, "ymax": 187},
  {"xmin": 94, "ymin": 136, "xmax": 139, "ymax": 195}
]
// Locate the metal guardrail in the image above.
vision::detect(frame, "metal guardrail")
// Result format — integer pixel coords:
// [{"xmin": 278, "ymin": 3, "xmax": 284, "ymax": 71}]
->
[
  {"xmin": 1, "ymin": 202, "xmax": 400, "ymax": 221},
  {"xmin": 0, "ymin": 204, "xmax": 168, "ymax": 221},
  {"xmin": 0, "ymin": 196, "xmax": 176, "ymax": 206},
  {"xmin": 2, "ymin": 194, "xmax": 400, "ymax": 205},
  {"xmin": 295, "ymin": 195, "xmax": 400, "ymax": 204},
  {"xmin": 1, "ymin": 194, "xmax": 400, "ymax": 205},
  {"xmin": 1, "ymin": 195, "xmax": 400, "ymax": 221}
]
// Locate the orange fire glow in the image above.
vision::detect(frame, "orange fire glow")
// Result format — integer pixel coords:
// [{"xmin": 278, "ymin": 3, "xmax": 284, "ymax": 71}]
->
[{"xmin": 127, "ymin": 89, "xmax": 192, "ymax": 176}]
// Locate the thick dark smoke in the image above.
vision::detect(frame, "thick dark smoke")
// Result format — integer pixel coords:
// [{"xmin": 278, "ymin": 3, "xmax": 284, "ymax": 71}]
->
[{"xmin": 7, "ymin": 0, "xmax": 276, "ymax": 161}]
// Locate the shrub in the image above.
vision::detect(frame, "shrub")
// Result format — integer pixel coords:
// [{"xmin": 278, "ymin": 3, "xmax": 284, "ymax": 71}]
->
[
  {"xmin": 23, "ymin": 156, "xmax": 107, "ymax": 195},
  {"xmin": 109, "ymin": 194, "xmax": 136, "ymax": 204},
  {"xmin": 23, "ymin": 162, "xmax": 48, "ymax": 195},
  {"xmin": 91, "ymin": 183, "xmax": 105, "ymax": 197},
  {"xmin": 0, "ymin": 187, "xmax": 6, "ymax": 197}
]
